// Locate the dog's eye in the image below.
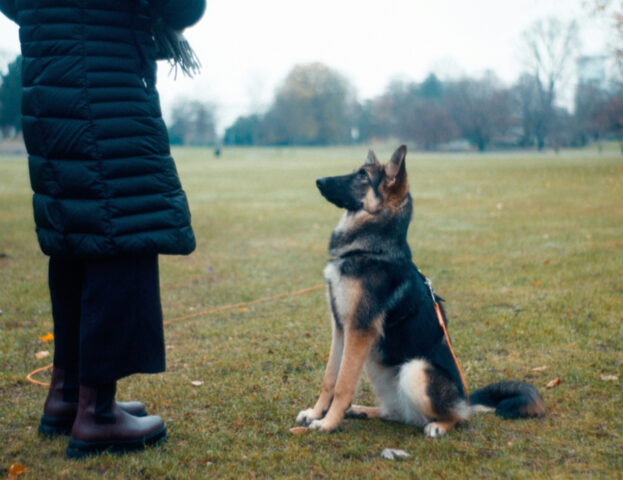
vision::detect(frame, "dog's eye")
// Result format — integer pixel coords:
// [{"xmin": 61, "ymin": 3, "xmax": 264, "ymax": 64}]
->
[{"xmin": 358, "ymin": 169, "xmax": 368, "ymax": 179}]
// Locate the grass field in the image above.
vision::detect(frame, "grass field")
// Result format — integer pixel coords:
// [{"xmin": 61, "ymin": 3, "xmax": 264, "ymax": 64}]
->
[{"xmin": 0, "ymin": 146, "xmax": 622, "ymax": 479}]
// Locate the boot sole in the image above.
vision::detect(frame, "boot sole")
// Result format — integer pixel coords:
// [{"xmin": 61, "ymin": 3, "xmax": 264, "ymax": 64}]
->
[
  {"xmin": 39, "ymin": 408, "xmax": 148, "ymax": 438},
  {"xmin": 66, "ymin": 426, "xmax": 167, "ymax": 459},
  {"xmin": 39, "ymin": 415, "xmax": 74, "ymax": 437}
]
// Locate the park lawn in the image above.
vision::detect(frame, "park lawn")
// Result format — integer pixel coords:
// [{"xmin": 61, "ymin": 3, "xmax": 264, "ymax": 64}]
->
[{"xmin": 0, "ymin": 146, "xmax": 621, "ymax": 479}]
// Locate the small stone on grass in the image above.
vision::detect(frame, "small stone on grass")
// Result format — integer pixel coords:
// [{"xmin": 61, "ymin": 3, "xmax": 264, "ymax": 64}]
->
[{"xmin": 381, "ymin": 448, "xmax": 411, "ymax": 460}]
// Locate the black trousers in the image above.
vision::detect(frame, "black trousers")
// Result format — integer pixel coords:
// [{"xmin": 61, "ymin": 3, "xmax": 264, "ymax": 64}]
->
[{"xmin": 48, "ymin": 255, "xmax": 165, "ymax": 385}]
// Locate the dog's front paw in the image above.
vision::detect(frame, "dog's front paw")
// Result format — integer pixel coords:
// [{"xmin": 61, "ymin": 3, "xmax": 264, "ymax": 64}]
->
[
  {"xmin": 308, "ymin": 418, "xmax": 337, "ymax": 432},
  {"xmin": 296, "ymin": 408, "xmax": 321, "ymax": 426}
]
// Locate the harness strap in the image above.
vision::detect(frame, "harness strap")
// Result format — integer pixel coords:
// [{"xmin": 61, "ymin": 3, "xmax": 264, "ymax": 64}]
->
[
  {"xmin": 424, "ymin": 275, "xmax": 470, "ymax": 403},
  {"xmin": 433, "ymin": 301, "xmax": 470, "ymax": 403}
]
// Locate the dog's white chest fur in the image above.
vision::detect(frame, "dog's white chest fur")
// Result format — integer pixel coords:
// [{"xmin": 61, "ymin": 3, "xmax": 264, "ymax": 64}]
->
[
  {"xmin": 323, "ymin": 260, "xmax": 353, "ymax": 321},
  {"xmin": 323, "ymin": 260, "xmax": 341, "ymax": 284}
]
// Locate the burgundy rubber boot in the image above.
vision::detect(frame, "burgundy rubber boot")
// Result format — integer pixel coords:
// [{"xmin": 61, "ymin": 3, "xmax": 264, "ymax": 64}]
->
[
  {"xmin": 66, "ymin": 383, "xmax": 167, "ymax": 458},
  {"xmin": 39, "ymin": 367, "xmax": 148, "ymax": 437}
]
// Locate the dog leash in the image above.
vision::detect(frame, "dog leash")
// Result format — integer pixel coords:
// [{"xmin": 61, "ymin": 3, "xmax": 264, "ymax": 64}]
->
[
  {"xmin": 28, "ymin": 277, "xmax": 469, "ymax": 403},
  {"xmin": 26, "ymin": 283, "xmax": 325, "ymax": 387},
  {"xmin": 425, "ymin": 277, "xmax": 470, "ymax": 403}
]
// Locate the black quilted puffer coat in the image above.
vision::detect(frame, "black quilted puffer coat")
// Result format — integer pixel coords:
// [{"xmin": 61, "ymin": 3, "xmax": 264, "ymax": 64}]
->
[{"xmin": 0, "ymin": 0, "xmax": 205, "ymax": 256}]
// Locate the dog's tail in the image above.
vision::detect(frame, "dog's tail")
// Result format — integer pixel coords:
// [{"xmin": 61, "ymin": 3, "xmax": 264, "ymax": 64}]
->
[{"xmin": 468, "ymin": 381, "xmax": 546, "ymax": 419}]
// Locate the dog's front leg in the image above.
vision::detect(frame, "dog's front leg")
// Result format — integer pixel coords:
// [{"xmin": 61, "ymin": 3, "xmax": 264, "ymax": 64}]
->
[
  {"xmin": 308, "ymin": 328, "xmax": 376, "ymax": 432},
  {"xmin": 296, "ymin": 321, "xmax": 344, "ymax": 426}
]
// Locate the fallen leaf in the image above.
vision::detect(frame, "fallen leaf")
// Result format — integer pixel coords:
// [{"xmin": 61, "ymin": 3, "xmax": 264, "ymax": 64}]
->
[
  {"xmin": 289, "ymin": 427, "xmax": 310, "ymax": 435},
  {"xmin": 38, "ymin": 332, "xmax": 54, "ymax": 342},
  {"xmin": 35, "ymin": 351, "xmax": 50, "ymax": 360},
  {"xmin": 546, "ymin": 377, "xmax": 561, "ymax": 389},
  {"xmin": 381, "ymin": 448, "xmax": 411, "ymax": 460},
  {"xmin": 239, "ymin": 307, "xmax": 249, "ymax": 312},
  {"xmin": 191, "ymin": 380, "xmax": 204, "ymax": 386},
  {"xmin": 600, "ymin": 374, "xmax": 618, "ymax": 381},
  {"xmin": 543, "ymin": 259, "xmax": 551, "ymax": 265},
  {"xmin": 531, "ymin": 365, "xmax": 548, "ymax": 372},
  {"xmin": 9, "ymin": 463, "xmax": 26, "ymax": 479},
  {"xmin": 531, "ymin": 281, "xmax": 542, "ymax": 286}
]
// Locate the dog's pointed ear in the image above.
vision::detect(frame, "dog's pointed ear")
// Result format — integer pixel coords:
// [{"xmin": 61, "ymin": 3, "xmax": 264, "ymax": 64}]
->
[
  {"xmin": 365, "ymin": 149, "xmax": 379, "ymax": 166},
  {"xmin": 384, "ymin": 145, "xmax": 408, "ymax": 199},
  {"xmin": 385, "ymin": 145, "xmax": 407, "ymax": 181}
]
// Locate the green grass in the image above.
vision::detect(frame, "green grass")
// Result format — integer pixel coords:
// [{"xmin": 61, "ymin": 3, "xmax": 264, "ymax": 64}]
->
[{"xmin": 1, "ymin": 146, "xmax": 622, "ymax": 479}]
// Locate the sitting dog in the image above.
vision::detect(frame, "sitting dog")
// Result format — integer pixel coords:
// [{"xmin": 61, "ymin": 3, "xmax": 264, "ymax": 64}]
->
[{"xmin": 296, "ymin": 145, "xmax": 545, "ymax": 437}]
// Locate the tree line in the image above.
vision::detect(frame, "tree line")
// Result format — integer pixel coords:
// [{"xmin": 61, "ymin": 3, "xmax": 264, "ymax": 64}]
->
[
  {"xmin": 223, "ymin": 16, "xmax": 622, "ymax": 151},
  {"xmin": 223, "ymin": 64, "xmax": 623, "ymax": 151},
  {"xmin": 2, "ymin": 14, "xmax": 622, "ymax": 150},
  {"xmin": 3, "ymin": 56, "xmax": 619, "ymax": 151}
]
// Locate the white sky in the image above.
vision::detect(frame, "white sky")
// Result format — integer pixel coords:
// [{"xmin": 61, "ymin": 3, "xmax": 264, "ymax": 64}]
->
[{"xmin": 0, "ymin": 0, "xmax": 614, "ymax": 132}]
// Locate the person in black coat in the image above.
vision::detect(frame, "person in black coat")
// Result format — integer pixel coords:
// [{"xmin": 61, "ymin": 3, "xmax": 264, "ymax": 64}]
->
[{"xmin": 0, "ymin": 0, "xmax": 206, "ymax": 458}]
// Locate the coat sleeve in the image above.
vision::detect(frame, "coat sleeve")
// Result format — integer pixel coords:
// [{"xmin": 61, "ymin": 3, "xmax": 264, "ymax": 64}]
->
[
  {"xmin": 150, "ymin": 0, "xmax": 206, "ymax": 30},
  {"xmin": 0, "ymin": 0, "xmax": 17, "ymax": 22}
]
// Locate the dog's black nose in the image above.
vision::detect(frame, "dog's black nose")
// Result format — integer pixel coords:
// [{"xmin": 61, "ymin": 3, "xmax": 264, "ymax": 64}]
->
[{"xmin": 316, "ymin": 178, "xmax": 326, "ymax": 189}]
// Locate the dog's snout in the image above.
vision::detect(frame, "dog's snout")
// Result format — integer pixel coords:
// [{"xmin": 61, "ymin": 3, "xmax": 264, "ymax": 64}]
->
[{"xmin": 316, "ymin": 177, "xmax": 327, "ymax": 189}]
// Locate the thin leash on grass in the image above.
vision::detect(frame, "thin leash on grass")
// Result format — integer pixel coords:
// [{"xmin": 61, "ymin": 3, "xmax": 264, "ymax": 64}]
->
[
  {"xmin": 162, "ymin": 284, "xmax": 325, "ymax": 326},
  {"xmin": 26, "ymin": 283, "xmax": 325, "ymax": 387}
]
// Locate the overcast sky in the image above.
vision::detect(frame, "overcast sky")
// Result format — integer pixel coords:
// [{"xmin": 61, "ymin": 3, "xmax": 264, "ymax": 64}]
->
[{"xmin": 0, "ymin": 0, "xmax": 613, "ymax": 131}]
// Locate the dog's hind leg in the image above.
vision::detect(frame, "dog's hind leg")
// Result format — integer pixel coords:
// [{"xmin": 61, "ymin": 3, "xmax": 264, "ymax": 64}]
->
[
  {"xmin": 308, "ymin": 328, "xmax": 377, "ymax": 431},
  {"xmin": 397, "ymin": 359, "xmax": 467, "ymax": 437},
  {"xmin": 296, "ymin": 321, "xmax": 344, "ymax": 426}
]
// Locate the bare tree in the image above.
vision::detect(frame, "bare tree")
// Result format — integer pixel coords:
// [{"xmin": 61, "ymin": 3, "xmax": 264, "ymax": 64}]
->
[
  {"xmin": 585, "ymin": 1, "xmax": 623, "ymax": 71},
  {"xmin": 375, "ymin": 75, "xmax": 458, "ymax": 150},
  {"xmin": 512, "ymin": 73, "xmax": 539, "ymax": 147},
  {"xmin": 520, "ymin": 17, "xmax": 580, "ymax": 149},
  {"xmin": 446, "ymin": 72, "xmax": 513, "ymax": 152}
]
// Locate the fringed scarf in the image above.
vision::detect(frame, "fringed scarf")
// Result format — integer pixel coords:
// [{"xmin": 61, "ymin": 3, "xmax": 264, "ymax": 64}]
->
[{"xmin": 152, "ymin": 19, "xmax": 202, "ymax": 78}]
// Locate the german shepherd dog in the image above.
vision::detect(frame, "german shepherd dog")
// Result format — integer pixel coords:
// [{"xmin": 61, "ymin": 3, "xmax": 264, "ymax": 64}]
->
[{"xmin": 296, "ymin": 145, "xmax": 545, "ymax": 437}]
